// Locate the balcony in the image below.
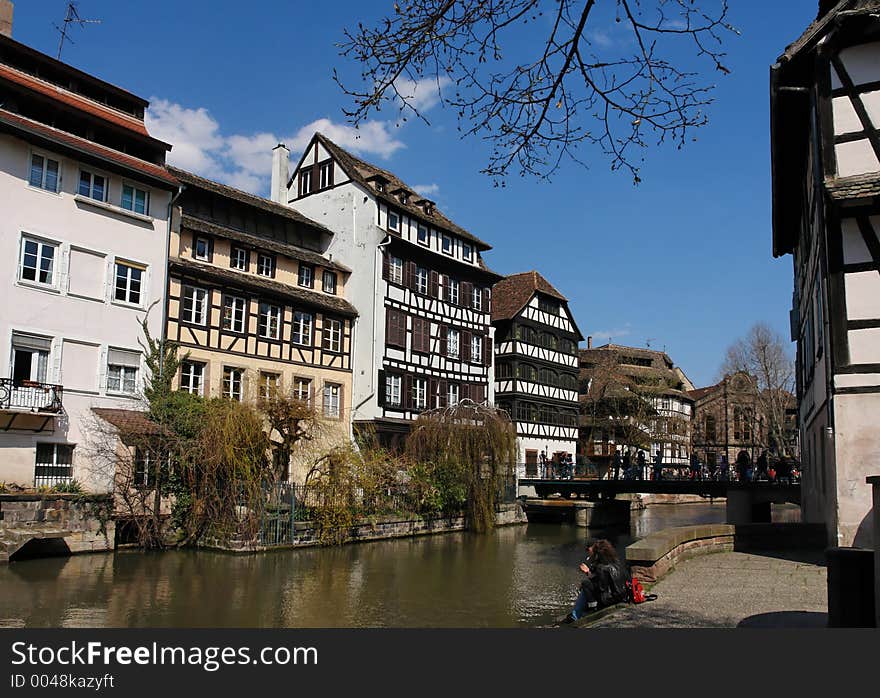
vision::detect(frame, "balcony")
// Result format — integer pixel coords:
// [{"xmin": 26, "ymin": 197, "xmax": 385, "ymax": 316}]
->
[{"xmin": 0, "ymin": 378, "xmax": 64, "ymax": 432}]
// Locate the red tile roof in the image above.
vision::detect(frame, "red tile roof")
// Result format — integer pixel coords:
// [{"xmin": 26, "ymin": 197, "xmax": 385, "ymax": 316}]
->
[
  {"xmin": 0, "ymin": 108, "xmax": 178, "ymax": 187},
  {"xmin": 91, "ymin": 409, "xmax": 170, "ymax": 437}
]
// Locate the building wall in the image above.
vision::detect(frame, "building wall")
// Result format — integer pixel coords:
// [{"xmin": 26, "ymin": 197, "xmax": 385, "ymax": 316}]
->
[{"xmin": 0, "ymin": 134, "xmax": 171, "ymax": 491}]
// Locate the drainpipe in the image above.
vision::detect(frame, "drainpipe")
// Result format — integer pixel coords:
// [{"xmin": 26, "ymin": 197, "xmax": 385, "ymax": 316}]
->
[{"xmin": 159, "ymin": 184, "xmax": 186, "ymax": 380}]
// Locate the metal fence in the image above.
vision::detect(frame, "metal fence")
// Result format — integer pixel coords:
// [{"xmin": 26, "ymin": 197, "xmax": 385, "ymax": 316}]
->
[
  {"xmin": 256, "ymin": 482, "xmax": 296, "ymax": 547},
  {"xmin": 0, "ymin": 378, "xmax": 64, "ymax": 413}
]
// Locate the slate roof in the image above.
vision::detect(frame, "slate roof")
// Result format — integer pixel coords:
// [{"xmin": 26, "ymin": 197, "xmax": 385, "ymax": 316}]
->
[
  {"xmin": 169, "ymin": 167, "xmax": 335, "ymax": 234},
  {"xmin": 181, "ymin": 214, "xmax": 351, "ymax": 274},
  {"xmin": 825, "ymin": 172, "xmax": 880, "ymax": 201},
  {"xmin": 777, "ymin": 1, "xmax": 880, "ymax": 65},
  {"xmin": 686, "ymin": 383, "xmax": 722, "ymax": 403},
  {"xmin": 0, "ymin": 108, "xmax": 178, "ymax": 186},
  {"xmin": 311, "ymin": 133, "xmax": 492, "ymax": 250},
  {"xmin": 170, "ymin": 258, "xmax": 358, "ymax": 318},
  {"xmin": 491, "ymin": 270, "xmax": 567, "ymax": 322}
]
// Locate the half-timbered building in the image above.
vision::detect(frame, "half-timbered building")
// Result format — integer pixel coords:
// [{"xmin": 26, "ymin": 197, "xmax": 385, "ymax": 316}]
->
[
  {"xmin": 275, "ymin": 134, "xmax": 501, "ymax": 449},
  {"xmin": 166, "ymin": 167, "xmax": 356, "ymax": 479},
  {"xmin": 0, "ymin": 25, "xmax": 177, "ymax": 490},
  {"xmin": 771, "ymin": 0, "xmax": 880, "ymax": 546},
  {"xmin": 492, "ymin": 271, "xmax": 582, "ymax": 473}
]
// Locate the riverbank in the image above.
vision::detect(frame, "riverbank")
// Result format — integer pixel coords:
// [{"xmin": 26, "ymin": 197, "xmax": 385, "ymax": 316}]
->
[{"xmin": 585, "ymin": 548, "xmax": 828, "ymax": 628}]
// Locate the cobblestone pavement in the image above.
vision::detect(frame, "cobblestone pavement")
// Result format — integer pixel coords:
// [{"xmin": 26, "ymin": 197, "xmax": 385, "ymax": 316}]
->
[{"xmin": 587, "ymin": 550, "xmax": 828, "ymax": 628}]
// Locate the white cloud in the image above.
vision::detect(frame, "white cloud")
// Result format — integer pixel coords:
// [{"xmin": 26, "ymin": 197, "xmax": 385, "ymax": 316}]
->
[
  {"xmin": 588, "ymin": 326, "xmax": 633, "ymax": 343},
  {"xmin": 288, "ymin": 118, "xmax": 405, "ymax": 159},
  {"xmin": 412, "ymin": 183, "xmax": 440, "ymax": 197},
  {"xmin": 145, "ymin": 99, "xmax": 224, "ymax": 174},
  {"xmin": 394, "ymin": 76, "xmax": 452, "ymax": 114}
]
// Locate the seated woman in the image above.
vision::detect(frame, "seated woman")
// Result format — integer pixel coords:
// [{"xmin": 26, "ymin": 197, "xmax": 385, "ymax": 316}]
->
[{"xmin": 564, "ymin": 539, "xmax": 630, "ymax": 622}]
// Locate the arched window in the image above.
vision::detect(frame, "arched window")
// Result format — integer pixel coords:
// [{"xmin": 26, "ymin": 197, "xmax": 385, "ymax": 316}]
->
[{"xmin": 705, "ymin": 415, "xmax": 717, "ymax": 442}]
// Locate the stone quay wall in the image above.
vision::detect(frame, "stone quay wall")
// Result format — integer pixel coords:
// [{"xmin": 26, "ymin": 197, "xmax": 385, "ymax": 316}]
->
[{"xmin": 0, "ymin": 494, "xmax": 115, "ymax": 563}]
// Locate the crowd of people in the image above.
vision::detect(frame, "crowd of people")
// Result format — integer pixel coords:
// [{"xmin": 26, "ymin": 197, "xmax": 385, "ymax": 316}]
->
[{"xmin": 604, "ymin": 448, "xmax": 799, "ymax": 483}]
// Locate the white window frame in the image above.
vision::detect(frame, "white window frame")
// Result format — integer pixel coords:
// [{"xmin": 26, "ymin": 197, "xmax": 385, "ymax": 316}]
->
[
  {"xmin": 322, "ymin": 270, "xmax": 337, "ymax": 295},
  {"xmin": 387, "ymin": 210, "xmax": 400, "ymax": 232},
  {"xmin": 78, "ymin": 168, "xmax": 108, "ymax": 202},
  {"xmin": 462, "ymin": 243, "xmax": 473, "ymax": 261},
  {"xmin": 472, "ymin": 286, "xmax": 482, "ymax": 311},
  {"xmin": 258, "ymin": 302, "xmax": 282, "ymax": 340},
  {"xmin": 386, "ymin": 374, "xmax": 402, "ymax": 407},
  {"xmin": 417, "ymin": 223, "xmax": 429, "ymax": 246},
  {"xmin": 114, "ymin": 260, "xmax": 146, "ymax": 306},
  {"xmin": 448, "ymin": 278, "xmax": 459, "ymax": 305},
  {"xmin": 257, "ymin": 253, "xmax": 275, "ymax": 277},
  {"xmin": 319, "ymin": 161, "xmax": 333, "ymax": 189},
  {"xmin": 222, "ymin": 366, "xmax": 244, "ymax": 401},
  {"xmin": 181, "ymin": 286, "xmax": 208, "ymax": 325},
  {"xmin": 323, "ymin": 318, "xmax": 342, "ymax": 353},
  {"xmin": 222, "ymin": 295, "xmax": 247, "ymax": 333},
  {"xmin": 292, "ymin": 311, "xmax": 313, "ymax": 346},
  {"xmin": 415, "ymin": 266, "xmax": 429, "ymax": 295},
  {"xmin": 293, "ymin": 377, "xmax": 312, "ymax": 404},
  {"xmin": 441, "ymin": 234, "xmax": 453, "ymax": 255},
  {"xmin": 34, "ymin": 443, "xmax": 74, "ymax": 487},
  {"xmin": 107, "ymin": 363, "xmax": 139, "ymax": 395},
  {"xmin": 298, "ymin": 264, "xmax": 314, "ymax": 288},
  {"xmin": 193, "ymin": 236, "xmax": 211, "ymax": 261},
  {"xmin": 448, "ymin": 383, "xmax": 460, "ymax": 406},
  {"xmin": 230, "ymin": 246, "xmax": 248, "ymax": 271},
  {"xmin": 259, "ymin": 372, "xmax": 281, "ymax": 400},
  {"xmin": 323, "ymin": 382, "xmax": 341, "ymax": 419},
  {"xmin": 180, "ymin": 361, "xmax": 205, "ymax": 396},
  {"xmin": 447, "ymin": 328, "xmax": 460, "ymax": 359},
  {"xmin": 122, "ymin": 182, "xmax": 150, "ymax": 216},
  {"xmin": 28, "ymin": 152, "xmax": 60, "ymax": 193},
  {"xmin": 300, "ymin": 169, "xmax": 312, "ymax": 196},
  {"xmin": 471, "ymin": 335, "xmax": 482, "ymax": 363},
  {"xmin": 390, "ymin": 256, "xmax": 404, "ymax": 284},
  {"xmin": 19, "ymin": 235, "xmax": 59, "ymax": 288},
  {"xmin": 413, "ymin": 378, "xmax": 427, "ymax": 410}
]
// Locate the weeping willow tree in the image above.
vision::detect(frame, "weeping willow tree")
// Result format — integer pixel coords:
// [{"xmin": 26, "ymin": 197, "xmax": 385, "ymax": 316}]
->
[{"xmin": 406, "ymin": 399, "xmax": 516, "ymax": 533}]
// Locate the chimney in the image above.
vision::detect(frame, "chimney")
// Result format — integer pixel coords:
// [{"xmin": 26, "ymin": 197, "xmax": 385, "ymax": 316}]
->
[
  {"xmin": 270, "ymin": 143, "xmax": 290, "ymax": 204},
  {"xmin": 0, "ymin": 1, "xmax": 13, "ymax": 38},
  {"xmin": 587, "ymin": 336, "xmax": 593, "ymax": 349}
]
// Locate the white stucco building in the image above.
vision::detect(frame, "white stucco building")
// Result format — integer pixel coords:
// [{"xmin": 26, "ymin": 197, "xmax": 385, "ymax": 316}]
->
[
  {"xmin": 0, "ymin": 29, "xmax": 176, "ymax": 490},
  {"xmin": 771, "ymin": 0, "xmax": 880, "ymax": 547},
  {"xmin": 272, "ymin": 134, "xmax": 500, "ymax": 448}
]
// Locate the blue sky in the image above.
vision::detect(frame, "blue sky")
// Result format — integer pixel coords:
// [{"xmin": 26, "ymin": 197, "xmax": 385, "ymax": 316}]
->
[{"xmin": 12, "ymin": 1, "xmax": 817, "ymax": 387}]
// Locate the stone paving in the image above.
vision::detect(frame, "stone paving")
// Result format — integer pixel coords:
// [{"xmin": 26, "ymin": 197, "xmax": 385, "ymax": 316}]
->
[{"xmin": 587, "ymin": 549, "xmax": 828, "ymax": 628}]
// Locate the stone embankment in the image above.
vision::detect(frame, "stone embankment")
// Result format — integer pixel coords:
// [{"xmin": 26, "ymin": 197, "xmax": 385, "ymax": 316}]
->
[{"xmin": 0, "ymin": 494, "xmax": 114, "ymax": 563}]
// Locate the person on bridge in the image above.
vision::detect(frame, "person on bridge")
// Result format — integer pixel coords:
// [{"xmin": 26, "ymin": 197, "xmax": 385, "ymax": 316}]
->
[
  {"xmin": 637, "ymin": 450, "xmax": 646, "ymax": 480},
  {"xmin": 736, "ymin": 451, "xmax": 752, "ymax": 482},
  {"xmin": 612, "ymin": 450, "xmax": 622, "ymax": 481},
  {"xmin": 652, "ymin": 451, "xmax": 664, "ymax": 481},
  {"xmin": 756, "ymin": 451, "xmax": 769, "ymax": 481},
  {"xmin": 720, "ymin": 455, "xmax": 730, "ymax": 481},
  {"xmin": 690, "ymin": 453, "xmax": 701, "ymax": 481},
  {"xmin": 622, "ymin": 450, "xmax": 632, "ymax": 480},
  {"xmin": 564, "ymin": 539, "xmax": 630, "ymax": 622}
]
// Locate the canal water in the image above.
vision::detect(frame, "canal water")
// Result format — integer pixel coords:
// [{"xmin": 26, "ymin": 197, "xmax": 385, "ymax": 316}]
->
[{"xmin": 0, "ymin": 502, "xmax": 799, "ymax": 628}]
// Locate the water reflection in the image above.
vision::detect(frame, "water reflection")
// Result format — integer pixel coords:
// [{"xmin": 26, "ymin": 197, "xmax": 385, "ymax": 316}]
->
[{"xmin": 0, "ymin": 503, "xmax": 799, "ymax": 628}]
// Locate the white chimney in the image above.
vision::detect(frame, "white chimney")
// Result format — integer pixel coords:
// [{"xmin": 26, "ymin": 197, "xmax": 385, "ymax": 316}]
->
[
  {"xmin": 0, "ymin": 1, "xmax": 13, "ymax": 38},
  {"xmin": 270, "ymin": 143, "xmax": 290, "ymax": 204}
]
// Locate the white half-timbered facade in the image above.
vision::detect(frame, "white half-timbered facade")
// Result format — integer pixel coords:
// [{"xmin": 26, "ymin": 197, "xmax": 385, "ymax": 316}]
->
[
  {"xmin": 771, "ymin": 0, "xmax": 880, "ymax": 547},
  {"xmin": 492, "ymin": 272, "xmax": 582, "ymax": 472},
  {"xmin": 275, "ymin": 133, "xmax": 501, "ymax": 449}
]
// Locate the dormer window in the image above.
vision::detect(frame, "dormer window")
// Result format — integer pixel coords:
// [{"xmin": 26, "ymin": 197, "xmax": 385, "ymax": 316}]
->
[
  {"xmin": 399, "ymin": 191, "xmax": 409, "ymax": 205},
  {"xmin": 374, "ymin": 179, "xmax": 387, "ymax": 192},
  {"xmin": 421, "ymin": 200, "xmax": 435, "ymax": 215},
  {"xmin": 300, "ymin": 169, "xmax": 312, "ymax": 196},
  {"xmin": 319, "ymin": 161, "xmax": 334, "ymax": 189},
  {"xmin": 387, "ymin": 210, "xmax": 400, "ymax": 232}
]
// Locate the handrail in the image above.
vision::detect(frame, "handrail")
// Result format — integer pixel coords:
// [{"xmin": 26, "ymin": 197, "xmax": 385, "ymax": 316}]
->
[{"xmin": 0, "ymin": 378, "xmax": 64, "ymax": 413}]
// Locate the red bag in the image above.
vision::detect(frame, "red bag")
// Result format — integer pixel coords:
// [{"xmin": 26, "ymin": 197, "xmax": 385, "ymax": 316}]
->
[{"xmin": 626, "ymin": 577, "xmax": 657, "ymax": 604}]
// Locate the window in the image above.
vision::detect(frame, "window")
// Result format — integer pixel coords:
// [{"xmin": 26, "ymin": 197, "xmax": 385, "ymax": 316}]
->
[
  {"xmin": 34, "ymin": 443, "xmax": 74, "ymax": 487},
  {"xmin": 222, "ymin": 367, "xmax": 244, "ymax": 401},
  {"xmin": 11, "ymin": 333, "xmax": 50, "ymax": 385},
  {"xmin": 258, "ymin": 302, "xmax": 281, "ymax": 340},
  {"xmin": 193, "ymin": 236, "xmax": 211, "ymax": 261},
  {"xmin": 462, "ymin": 243, "xmax": 473, "ymax": 261},
  {"xmin": 323, "ymin": 383, "xmax": 341, "ymax": 418},
  {"xmin": 181, "ymin": 286, "xmax": 208, "ymax": 325},
  {"xmin": 29, "ymin": 154, "xmax": 60, "ymax": 192},
  {"xmin": 78, "ymin": 169, "xmax": 107, "ymax": 201},
  {"xmin": 412, "ymin": 378, "xmax": 427, "ymax": 410},
  {"xmin": 417, "ymin": 224, "xmax": 429, "ymax": 245},
  {"xmin": 298, "ymin": 264, "xmax": 314, "ymax": 288},
  {"xmin": 447, "ymin": 328, "xmax": 460, "ymax": 359},
  {"xmin": 114, "ymin": 261, "xmax": 144, "ymax": 305},
  {"xmin": 386, "ymin": 374, "xmax": 402, "ymax": 407},
  {"xmin": 180, "ymin": 361, "xmax": 205, "ymax": 395},
  {"xmin": 442, "ymin": 234, "xmax": 453, "ymax": 255},
  {"xmin": 388, "ymin": 210, "xmax": 400, "ymax": 231},
  {"xmin": 538, "ymin": 297, "xmax": 559, "ymax": 314},
  {"xmin": 122, "ymin": 184, "xmax": 149, "ymax": 215},
  {"xmin": 230, "ymin": 246, "xmax": 249, "ymax": 271},
  {"xmin": 471, "ymin": 335, "xmax": 483, "ymax": 364},
  {"xmin": 323, "ymin": 317, "xmax": 343, "ymax": 353},
  {"xmin": 258, "ymin": 372, "xmax": 280, "ymax": 400},
  {"xmin": 222, "ymin": 295, "xmax": 246, "ymax": 333},
  {"xmin": 472, "ymin": 286, "xmax": 482, "ymax": 311},
  {"xmin": 133, "ymin": 447, "xmax": 160, "ymax": 488},
  {"xmin": 107, "ymin": 349, "xmax": 140, "ymax": 394},
  {"xmin": 292, "ymin": 311, "xmax": 313, "ymax": 346},
  {"xmin": 412, "ymin": 318, "xmax": 430, "ymax": 353},
  {"xmin": 293, "ymin": 377, "xmax": 312, "ymax": 404},
  {"xmin": 447, "ymin": 278, "xmax": 459, "ymax": 305},
  {"xmin": 415, "ymin": 266, "xmax": 429, "ymax": 295},
  {"xmin": 257, "ymin": 253, "xmax": 275, "ymax": 278},
  {"xmin": 517, "ymin": 364, "xmax": 537, "ymax": 382},
  {"xmin": 19, "ymin": 236, "xmax": 57, "ymax": 286},
  {"xmin": 447, "ymin": 383, "xmax": 460, "ymax": 406},
  {"xmin": 386, "ymin": 309, "xmax": 407, "ymax": 348},
  {"xmin": 300, "ymin": 169, "xmax": 312, "ymax": 195},
  {"xmin": 322, "ymin": 271, "xmax": 337, "ymax": 295},
  {"xmin": 705, "ymin": 415, "xmax": 717, "ymax": 443},
  {"xmin": 389, "ymin": 256, "xmax": 404, "ymax": 284},
  {"xmin": 319, "ymin": 161, "xmax": 334, "ymax": 189}
]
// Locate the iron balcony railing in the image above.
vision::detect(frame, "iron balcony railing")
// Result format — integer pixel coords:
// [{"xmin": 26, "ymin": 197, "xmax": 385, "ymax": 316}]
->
[{"xmin": 0, "ymin": 378, "xmax": 64, "ymax": 413}]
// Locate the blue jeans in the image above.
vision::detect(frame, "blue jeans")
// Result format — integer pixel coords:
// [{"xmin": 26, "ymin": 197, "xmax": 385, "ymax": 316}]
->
[{"xmin": 571, "ymin": 584, "xmax": 599, "ymax": 620}]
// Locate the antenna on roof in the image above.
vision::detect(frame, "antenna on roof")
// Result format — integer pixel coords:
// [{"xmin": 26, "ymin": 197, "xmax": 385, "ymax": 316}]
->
[
  {"xmin": 54, "ymin": 2, "xmax": 102, "ymax": 61},
  {"xmin": 646, "ymin": 338, "xmax": 655, "ymax": 348}
]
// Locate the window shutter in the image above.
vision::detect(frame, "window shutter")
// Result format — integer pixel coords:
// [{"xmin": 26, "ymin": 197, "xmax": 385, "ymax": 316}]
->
[
  {"xmin": 438, "ymin": 379, "xmax": 448, "ymax": 408},
  {"xmin": 97, "ymin": 345, "xmax": 108, "ymax": 393},
  {"xmin": 403, "ymin": 374, "xmax": 413, "ymax": 409},
  {"xmin": 439, "ymin": 274, "xmax": 448, "ymax": 301},
  {"xmin": 462, "ymin": 331, "xmax": 471, "ymax": 362},
  {"xmin": 429, "ymin": 271, "xmax": 439, "ymax": 298},
  {"xmin": 382, "ymin": 252, "xmax": 390, "ymax": 281},
  {"xmin": 428, "ymin": 378, "xmax": 437, "ymax": 409},
  {"xmin": 51, "ymin": 337, "xmax": 64, "ymax": 385},
  {"xmin": 439, "ymin": 325, "xmax": 448, "ymax": 356},
  {"xmin": 482, "ymin": 288, "xmax": 490, "ymax": 313},
  {"xmin": 404, "ymin": 261, "xmax": 416, "ymax": 290},
  {"xmin": 483, "ymin": 333, "xmax": 492, "ymax": 366},
  {"xmin": 461, "ymin": 282, "xmax": 473, "ymax": 307},
  {"xmin": 377, "ymin": 370, "xmax": 386, "ymax": 407}
]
